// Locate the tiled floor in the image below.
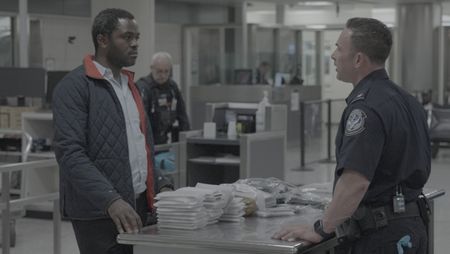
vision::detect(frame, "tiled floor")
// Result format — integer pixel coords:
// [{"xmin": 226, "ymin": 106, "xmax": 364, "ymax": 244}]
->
[{"xmin": 4, "ymin": 146, "xmax": 449, "ymax": 254}]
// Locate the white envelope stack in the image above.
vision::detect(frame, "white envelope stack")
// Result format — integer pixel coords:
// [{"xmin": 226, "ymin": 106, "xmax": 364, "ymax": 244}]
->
[
  {"xmin": 194, "ymin": 183, "xmax": 245, "ymax": 223},
  {"xmin": 155, "ymin": 187, "xmax": 224, "ymax": 230},
  {"xmin": 219, "ymin": 197, "xmax": 246, "ymax": 222}
]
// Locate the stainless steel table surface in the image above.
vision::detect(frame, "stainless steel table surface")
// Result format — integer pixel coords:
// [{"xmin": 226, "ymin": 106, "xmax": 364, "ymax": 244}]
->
[
  {"xmin": 118, "ymin": 188, "xmax": 445, "ymax": 254},
  {"xmin": 118, "ymin": 209, "xmax": 323, "ymax": 254}
]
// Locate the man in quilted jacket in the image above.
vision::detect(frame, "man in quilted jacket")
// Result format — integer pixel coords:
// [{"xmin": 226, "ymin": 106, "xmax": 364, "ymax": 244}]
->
[{"xmin": 53, "ymin": 8, "xmax": 172, "ymax": 254}]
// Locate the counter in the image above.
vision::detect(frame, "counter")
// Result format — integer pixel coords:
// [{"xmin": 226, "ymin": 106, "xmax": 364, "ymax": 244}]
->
[
  {"xmin": 119, "ymin": 209, "xmax": 324, "ymax": 254},
  {"xmin": 118, "ymin": 188, "xmax": 445, "ymax": 254}
]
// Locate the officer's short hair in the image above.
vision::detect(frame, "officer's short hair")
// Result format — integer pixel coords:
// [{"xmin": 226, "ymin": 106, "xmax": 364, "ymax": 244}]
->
[
  {"xmin": 91, "ymin": 8, "xmax": 135, "ymax": 51},
  {"xmin": 346, "ymin": 17, "xmax": 392, "ymax": 65},
  {"xmin": 152, "ymin": 52, "xmax": 173, "ymax": 66}
]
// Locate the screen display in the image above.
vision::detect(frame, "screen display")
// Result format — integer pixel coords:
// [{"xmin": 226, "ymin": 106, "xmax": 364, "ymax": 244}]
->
[{"xmin": 0, "ymin": 67, "xmax": 46, "ymax": 98}]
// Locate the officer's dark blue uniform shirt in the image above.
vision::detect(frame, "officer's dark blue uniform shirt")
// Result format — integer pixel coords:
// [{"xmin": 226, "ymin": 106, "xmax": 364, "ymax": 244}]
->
[{"xmin": 334, "ymin": 69, "xmax": 430, "ymax": 206}]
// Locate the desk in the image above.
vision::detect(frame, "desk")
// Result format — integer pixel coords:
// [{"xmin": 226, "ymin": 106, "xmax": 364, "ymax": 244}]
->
[
  {"xmin": 118, "ymin": 188, "xmax": 445, "ymax": 254},
  {"xmin": 119, "ymin": 209, "xmax": 324, "ymax": 254},
  {"xmin": 180, "ymin": 130, "xmax": 285, "ymax": 186},
  {"xmin": 21, "ymin": 112, "xmax": 57, "ymax": 213}
]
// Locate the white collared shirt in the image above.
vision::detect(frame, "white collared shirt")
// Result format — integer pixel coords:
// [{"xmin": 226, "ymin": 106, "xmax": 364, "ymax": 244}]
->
[{"xmin": 93, "ymin": 61, "xmax": 147, "ymax": 195}]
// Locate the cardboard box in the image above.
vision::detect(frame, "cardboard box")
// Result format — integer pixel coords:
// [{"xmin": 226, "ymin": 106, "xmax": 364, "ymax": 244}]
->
[{"xmin": 0, "ymin": 106, "xmax": 38, "ymax": 130}]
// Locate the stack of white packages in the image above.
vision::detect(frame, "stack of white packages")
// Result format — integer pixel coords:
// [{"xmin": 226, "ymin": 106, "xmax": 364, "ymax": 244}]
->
[
  {"xmin": 220, "ymin": 197, "xmax": 246, "ymax": 222},
  {"xmin": 196, "ymin": 183, "xmax": 246, "ymax": 223},
  {"xmin": 195, "ymin": 183, "xmax": 233, "ymax": 221},
  {"xmin": 201, "ymin": 188, "xmax": 224, "ymax": 225},
  {"xmin": 155, "ymin": 187, "xmax": 224, "ymax": 229},
  {"xmin": 255, "ymin": 204, "xmax": 295, "ymax": 218}
]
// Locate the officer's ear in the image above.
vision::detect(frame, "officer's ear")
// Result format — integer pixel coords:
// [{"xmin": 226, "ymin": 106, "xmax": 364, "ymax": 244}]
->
[{"xmin": 353, "ymin": 52, "xmax": 365, "ymax": 68}]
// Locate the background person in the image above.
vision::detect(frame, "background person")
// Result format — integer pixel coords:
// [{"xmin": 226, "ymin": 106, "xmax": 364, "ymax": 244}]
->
[
  {"xmin": 255, "ymin": 61, "xmax": 272, "ymax": 85},
  {"xmin": 136, "ymin": 52, "xmax": 190, "ymax": 145}
]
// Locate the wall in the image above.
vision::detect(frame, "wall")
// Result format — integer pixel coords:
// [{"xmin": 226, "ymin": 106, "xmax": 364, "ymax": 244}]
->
[
  {"xmin": 34, "ymin": 17, "xmax": 184, "ymax": 73},
  {"xmin": 154, "ymin": 22, "xmax": 182, "ymax": 84},
  {"xmin": 156, "ymin": 1, "xmax": 230, "ymax": 24},
  {"xmin": 156, "ymin": 2, "xmax": 193, "ymax": 24},
  {"xmin": 26, "ymin": 10, "xmax": 201, "ymax": 74},
  {"xmin": 155, "ymin": 23, "xmax": 182, "ymax": 65},
  {"xmin": 37, "ymin": 15, "xmax": 92, "ymax": 70},
  {"xmin": 247, "ymin": 3, "xmax": 395, "ymax": 27}
]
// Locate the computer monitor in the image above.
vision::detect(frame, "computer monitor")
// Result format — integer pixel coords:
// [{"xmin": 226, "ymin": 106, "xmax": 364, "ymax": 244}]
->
[
  {"xmin": 46, "ymin": 71, "xmax": 69, "ymax": 107},
  {"xmin": 0, "ymin": 67, "xmax": 46, "ymax": 99}
]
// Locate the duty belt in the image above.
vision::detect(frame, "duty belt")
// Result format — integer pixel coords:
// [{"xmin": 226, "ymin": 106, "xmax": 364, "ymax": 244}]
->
[
  {"xmin": 353, "ymin": 201, "xmax": 421, "ymax": 233},
  {"xmin": 336, "ymin": 197, "xmax": 430, "ymax": 245}
]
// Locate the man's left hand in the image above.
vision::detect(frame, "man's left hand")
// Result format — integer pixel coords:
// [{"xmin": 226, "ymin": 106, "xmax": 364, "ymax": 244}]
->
[{"xmin": 271, "ymin": 224, "xmax": 322, "ymax": 244}]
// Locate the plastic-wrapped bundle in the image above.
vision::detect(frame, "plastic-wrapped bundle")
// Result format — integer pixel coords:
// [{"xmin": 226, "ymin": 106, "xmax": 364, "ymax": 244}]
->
[
  {"xmin": 235, "ymin": 177, "xmax": 296, "ymax": 203},
  {"xmin": 285, "ymin": 182, "xmax": 332, "ymax": 209}
]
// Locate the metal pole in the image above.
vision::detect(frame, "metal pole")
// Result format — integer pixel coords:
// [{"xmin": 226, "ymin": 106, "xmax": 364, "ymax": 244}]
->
[
  {"xmin": 428, "ymin": 199, "xmax": 435, "ymax": 254},
  {"xmin": 1, "ymin": 171, "xmax": 11, "ymax": 254},
  {"xmin": 53, "ymin": 199, "xmax": 61, "ymax": 254},
  {"xmin": 300, "ymin": 102, "xmax": 305, "ymax": 168},
  {"xmin": 327, "ymin": 99, "xmax": 332, "ymax": 161}
]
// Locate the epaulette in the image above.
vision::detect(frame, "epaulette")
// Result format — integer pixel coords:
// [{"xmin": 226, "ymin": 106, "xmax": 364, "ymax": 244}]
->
[{"xmin": 349, "ymin": 92, "xmax": 365, "ymax": 104}]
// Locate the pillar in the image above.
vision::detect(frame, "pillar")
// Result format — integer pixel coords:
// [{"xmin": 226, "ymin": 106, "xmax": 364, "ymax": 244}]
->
[
  {"xmin": 397, "ymin": 2, "xmax": 443, "ymax": 102},
  {"xmin": 18, "ymin": 0, "xmax": 29, "ymax": 67}
]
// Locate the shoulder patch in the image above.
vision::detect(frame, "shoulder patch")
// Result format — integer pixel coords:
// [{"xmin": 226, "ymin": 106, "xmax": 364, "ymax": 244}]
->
[{"xmin": 345, "ymin": 109, "xmax": 367, "ymax": 136}]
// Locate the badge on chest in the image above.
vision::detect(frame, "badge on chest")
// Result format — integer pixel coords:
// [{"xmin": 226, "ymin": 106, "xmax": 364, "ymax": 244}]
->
[
  {"xmin": 155, "ymin": 94, "xmax": 177, "ymax": 112},
  {"xmin": 158, "ymin": 96, "xmax": 168, "ymax": 107}
]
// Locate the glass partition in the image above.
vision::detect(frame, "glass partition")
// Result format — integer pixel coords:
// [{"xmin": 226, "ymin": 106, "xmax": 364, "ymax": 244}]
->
[
  {"xmin": 253, "ymin": 27, "xmax": 275, "ymax": 84},
  {"xmin": 278, "ymin": 29, "xmax": 296, "ymax": 76},
  {"xmin": 187, "ymin": 26, "xmax": 243, "ymax": 86},
  {"xmin": 322, "ymin": 30, "xmax": 340, "ymax": 88},
  {"xmin": 302, "ymin": 30, "xmax": 317, "ymax": 86},
  {"xmin": 0, "ymin": 16, "xmax": 13, "ymax": 67},
  {"xmin": 198, "ymin": 28, "xmax": 221, "ymax": 85},
  {"xmin": 186, "ymin": 25, "xmax": 326, "ymax": 87},
  {"xmin": 225, "ymin": 27, "xmax": 243, "ymax": 84}
]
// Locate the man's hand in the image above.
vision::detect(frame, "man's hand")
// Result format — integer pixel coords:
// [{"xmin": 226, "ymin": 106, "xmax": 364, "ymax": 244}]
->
[
  {"xmin": 271, "ymin": 224, "xmax": 322, "ymax": 244},
  {"xmin": 107, "ymin": 199, "xmax": 142, "ymax": 234}
]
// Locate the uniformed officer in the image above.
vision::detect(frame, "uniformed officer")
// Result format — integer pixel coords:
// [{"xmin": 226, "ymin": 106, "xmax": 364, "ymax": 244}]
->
[
  {"xmin": 273, "ymin": 17, "xmax": 431, "ymax": 254},
  {"xmin": 136, "ymin": 52, "xmax": 190, "ymax": 145},
  {"xmin": 255, "ymin": 61, "xmax": 272, "ymax": 85}
]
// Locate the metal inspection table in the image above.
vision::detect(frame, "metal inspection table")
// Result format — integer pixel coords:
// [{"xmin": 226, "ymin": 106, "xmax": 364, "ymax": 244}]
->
[{"xmin": 118, "ymin": 188, "xmax": 445, "ymax": 254}]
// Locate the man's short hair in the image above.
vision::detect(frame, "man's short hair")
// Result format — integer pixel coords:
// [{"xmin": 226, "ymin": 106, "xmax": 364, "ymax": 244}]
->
[
  {"xmin": 346, "ymin": 17, "xmax": 392, "ymax": 65},
  {"xmin": 151, "ymin": 52, "xmax": 173, "ymax": 66},
  {"xmin": 91, "ymin": 8, "xmax": 134, "ymax": 51},
  {"xmin": 259, "ymin": 61, "xmax": 270, "ymax": 68}
]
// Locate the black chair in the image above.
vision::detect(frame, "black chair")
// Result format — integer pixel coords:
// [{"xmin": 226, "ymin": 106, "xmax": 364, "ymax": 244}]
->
[{"xmin": 429, "ymin": 106, "xmax": 450, "ymax": 158}]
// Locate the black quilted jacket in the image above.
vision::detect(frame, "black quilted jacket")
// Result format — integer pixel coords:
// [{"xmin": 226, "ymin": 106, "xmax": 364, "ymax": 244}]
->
[{"xmin": 53, "ymin": 55, "xmax": 171, "ymax": 220}]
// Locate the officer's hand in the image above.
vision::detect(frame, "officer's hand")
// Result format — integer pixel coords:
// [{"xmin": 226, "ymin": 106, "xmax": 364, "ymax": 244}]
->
[
  {"xmin": 242, "ymin": 197, "xmax": 257, "ymax": 216},
  {"xmin": 271, "ymin": 224, "xmax": 322, "ymax": 244},
  {"xmin": 107, "ymin": 199, "xmax": 143, "ymax": 234}
]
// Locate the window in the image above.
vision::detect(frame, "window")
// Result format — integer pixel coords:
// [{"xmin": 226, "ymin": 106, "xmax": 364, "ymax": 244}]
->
[{"xmin": 0, "ymin": 16, "xmax": 13, "ymax": 67}]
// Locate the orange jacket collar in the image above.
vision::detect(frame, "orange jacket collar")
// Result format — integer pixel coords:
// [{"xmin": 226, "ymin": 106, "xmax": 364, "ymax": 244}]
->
[{"xmin": 83, "ymin": 55, "xmax": 135, "ymax": 81}]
